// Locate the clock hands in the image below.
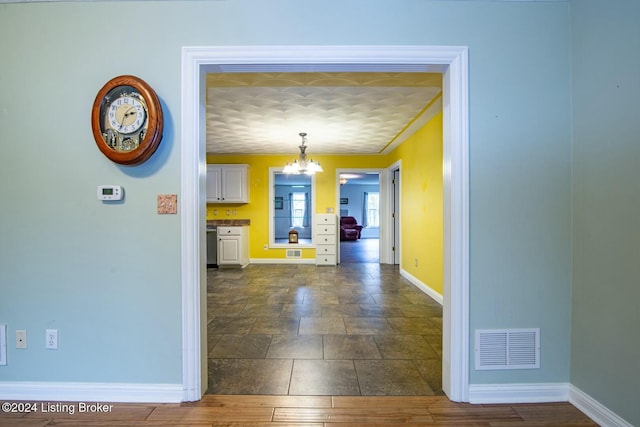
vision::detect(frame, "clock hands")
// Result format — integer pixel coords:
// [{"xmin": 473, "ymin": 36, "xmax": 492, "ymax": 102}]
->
[
  {"xmin": 107, "ymin": 96, "xmax": 145, "ymax": 135},
  {"xmin": 119, "ymin": 106, "xmax": 138, "ymax": 130}
]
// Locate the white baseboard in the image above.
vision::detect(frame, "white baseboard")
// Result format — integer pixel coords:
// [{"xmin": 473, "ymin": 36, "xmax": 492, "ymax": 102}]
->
[
  {"xmin": 468, "ymin": 382, "xmax": 633, "ymax": 426},
  {"xmin": 0, "ymin": 381, "xmax": 183, "ymax": 403},
  {"xmin": 250, "ymin": 258, "xmax": 316, "ymax": 264},
  {"xmin": 569, "ymin": 385, "xmax": 633, "ymax": 427},
  {"xmin": 399, "ymin": 268, "xmax": 443, "ymax": 305},
  {"xmin": 468, "ymin": 382, "xmax": 570, "ymax": 404}
]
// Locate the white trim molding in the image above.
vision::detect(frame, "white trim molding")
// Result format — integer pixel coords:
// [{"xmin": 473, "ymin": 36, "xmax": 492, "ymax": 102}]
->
[
  {"xmin": 381, "ymin": 160, "xmax": 401, "ymax": 265},
  {"xmin": 468, "ymin": 383, "xmax": 570, "ymax": 404},
  {"xmin": 466, "ymin": 382, "xmax": 633, "ymax": 426},
  {"xmin": 400, "ymin": 268, "xmax": 444, "ymax": 305},
  {"xmin": 570, "ymin": 385, "xmax": 634, "ymax": 427},
  {"xmin": 441, "ymin": 44, "xmax": 470, "ymax": 403},
  {"xmin": 0, "ymin": 382, "xmax": 183, "ymax": 403},
  {"xmin": 181, "ymin": 45, "xmax": 208, "ymax": 402},
  {"xmin": 382, "ymin": 94, "xmax": 443, "ymax": 155},
  {"xmin": 181, "ymin": 45, "xmax": 470, "ymax": 403}
]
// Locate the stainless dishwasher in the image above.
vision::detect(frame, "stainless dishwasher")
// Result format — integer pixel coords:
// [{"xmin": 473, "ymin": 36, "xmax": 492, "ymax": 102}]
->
[{"xmin": 206, "ymin": 227, "xmax": 218, "ymax": 268}]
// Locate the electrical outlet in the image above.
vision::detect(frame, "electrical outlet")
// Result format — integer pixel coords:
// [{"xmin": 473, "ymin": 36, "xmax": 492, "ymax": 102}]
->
[
  {"xmin": 16, "ymin": 329, "xmax": 27, "ymax": 349},
  {"xmin": 263, "ymin": 244, "xmax": 268, "ymax": 250},
  {"xmin": 414, "ymin": 258, "xmax": 419, "ymax": 267},
  {"xmin": 45, "ymin": 329, "xmax": 58, "ymax": 350},
  {"xmin": 0, "ymin": 324, "xmax": 6, "ymax": 365}
]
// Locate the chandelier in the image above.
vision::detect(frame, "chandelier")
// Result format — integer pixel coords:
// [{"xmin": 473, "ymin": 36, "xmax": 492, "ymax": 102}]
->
[{"xmin": 283, "ymin": 133, "xmax": 323, "ymax": 175}]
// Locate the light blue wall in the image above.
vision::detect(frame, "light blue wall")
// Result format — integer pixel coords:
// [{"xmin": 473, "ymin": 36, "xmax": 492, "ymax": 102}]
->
[
  {"xmin": 570, "ymin": 1, "xmax": 640, "ymax": 425},
  {"xmin": 0, "ymin": 2, "xmax": 186, "ymax": 383},
  {"xmin": 0, "ymin": 1, "xmax": 572, "ymax": 389}
]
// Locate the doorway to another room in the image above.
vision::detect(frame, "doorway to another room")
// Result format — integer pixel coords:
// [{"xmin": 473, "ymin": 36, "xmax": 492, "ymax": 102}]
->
[
  {"xmin": 338, "ymin": 171, "xmax": 381, "ymax": 264},
  {"xmin": 181, "ymin": 45, "xmax": 470, "ymax": 402}
]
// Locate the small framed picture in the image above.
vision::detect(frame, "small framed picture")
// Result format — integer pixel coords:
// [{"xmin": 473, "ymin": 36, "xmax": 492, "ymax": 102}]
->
[
  {"xmin": 340, "ymin": 198, "xmax": 348, "ymax": 205},
  {"xmin": 274, "ymin": 196, "xmax": 283, "ymax": 209}
]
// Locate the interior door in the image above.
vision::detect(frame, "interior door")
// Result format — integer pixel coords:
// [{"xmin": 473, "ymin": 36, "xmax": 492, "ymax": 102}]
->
[{"xmin": 393, "ymin": 168, "xmax": 400, "ymax": 265}]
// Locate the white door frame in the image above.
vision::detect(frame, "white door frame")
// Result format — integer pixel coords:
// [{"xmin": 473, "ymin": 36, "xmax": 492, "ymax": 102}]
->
[
  {"xmin": 335, "ymin": 167, "xmax": 384, "ymax": 263},
  {"xmin": 180, "ymin": 45, "xmax": 469, "ymax": 402},
  {"xmin": 387, "ymin": 161, "xmax": 402, "ymax": 266}
]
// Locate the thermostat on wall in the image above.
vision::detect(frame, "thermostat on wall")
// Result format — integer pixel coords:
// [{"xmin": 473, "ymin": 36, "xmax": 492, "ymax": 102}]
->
[{"xmin": 97, "ymin": 185, "xmax": 124, "ymax": 201}]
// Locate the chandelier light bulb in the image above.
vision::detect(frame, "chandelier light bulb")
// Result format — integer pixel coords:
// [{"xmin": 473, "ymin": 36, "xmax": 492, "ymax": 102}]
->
[{"xmin": 283, "ymin": 132, "xmax": 322, "ymax": 175}]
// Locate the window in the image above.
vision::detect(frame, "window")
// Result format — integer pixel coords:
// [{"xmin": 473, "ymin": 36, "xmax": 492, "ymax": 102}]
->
[
  {"xmin": 291, "ymin": 192, "xmax": 307, "ymax": 228},
  {"xmin": 268, "ymin": 168, "xmax": 315, "ymax": 247},
  {"xmin": 363, "ymin": 192, "xmax": 379, "ymax": 227}
]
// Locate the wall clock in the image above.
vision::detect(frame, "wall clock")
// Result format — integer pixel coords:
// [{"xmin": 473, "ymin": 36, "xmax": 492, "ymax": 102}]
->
[{"xmin": 91, "ymin": 75, "xmax": 163, "ymax": 165}]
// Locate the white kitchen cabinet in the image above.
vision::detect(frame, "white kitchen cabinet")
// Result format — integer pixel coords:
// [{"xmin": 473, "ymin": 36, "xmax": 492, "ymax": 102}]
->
[
  {"xmin": 206, "ymin": 164, "xmax": 249, "ymax": 203},
  {"xmin": 217, "ymin": 226, "xmax": 249, "ymax": 267},
  {"xmin": 315, "ymin": 214, "xmax": 337, "ymax": 265}
]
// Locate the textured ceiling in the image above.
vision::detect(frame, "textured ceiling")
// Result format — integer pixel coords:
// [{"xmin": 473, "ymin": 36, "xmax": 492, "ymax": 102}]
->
[{"xmin": 206, "ymin": 72, "xmax": 442, "ymax": 155}]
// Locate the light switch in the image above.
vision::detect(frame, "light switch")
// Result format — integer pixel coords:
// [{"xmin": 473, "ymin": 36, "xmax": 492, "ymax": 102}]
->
[{"xmin": 157, "ymin": 194, "xmax": 177, "ymax": 214}]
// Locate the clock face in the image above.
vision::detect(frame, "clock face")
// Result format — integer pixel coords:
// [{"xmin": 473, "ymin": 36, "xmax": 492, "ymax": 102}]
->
[
  {"xmin": 98, "ymin": 87, "xmax": 148, "ymax": 153},
  {"xmin": 107, "ymin": 95, "xmax": 147, "ymax": 135},
  {"xmin": 91, "ymin": 75, "xmax": 163, "ymax": 165}
]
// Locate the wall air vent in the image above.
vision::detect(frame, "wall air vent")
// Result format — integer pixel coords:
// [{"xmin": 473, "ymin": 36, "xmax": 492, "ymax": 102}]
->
[
  {"xmin": 286, "ymin": 249, "xmax": 302, "ymax": 258},
  {"xmin": 475, "ymin": 328, "xmax": 540, "ymax": 370}
]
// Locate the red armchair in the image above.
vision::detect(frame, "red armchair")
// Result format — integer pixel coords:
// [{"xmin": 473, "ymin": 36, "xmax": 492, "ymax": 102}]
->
[{"xmin": 340, "ymin": 216, "xmax": 363, "ymax": 241}]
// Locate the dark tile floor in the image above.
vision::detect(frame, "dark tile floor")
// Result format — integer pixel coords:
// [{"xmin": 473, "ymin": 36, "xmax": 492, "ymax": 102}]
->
[{"xmin": 206, "ymin": 240, "xmax": 443, "ymax": 396}]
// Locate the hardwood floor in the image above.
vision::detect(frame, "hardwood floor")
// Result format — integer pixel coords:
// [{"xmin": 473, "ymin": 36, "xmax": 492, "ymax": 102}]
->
[{"xmin": 0, "ymin": 395, "xmax": 597, "ymax": 425}]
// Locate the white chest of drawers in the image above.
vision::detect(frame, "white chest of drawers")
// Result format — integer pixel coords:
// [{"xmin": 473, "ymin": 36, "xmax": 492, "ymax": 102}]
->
[{"xmin": 315, "ymin": 214, "xmax": 337, "ymax": 265}]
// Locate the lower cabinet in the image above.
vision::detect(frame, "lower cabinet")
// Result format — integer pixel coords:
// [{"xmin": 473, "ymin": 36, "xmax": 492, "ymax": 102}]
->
[
  {"xmin": 315, "ymin": 214, "xmax": 337, "ymax": 265},
  {"xmin": 217, "ymin": 226, "xmax": 249, "ymax": 268}
]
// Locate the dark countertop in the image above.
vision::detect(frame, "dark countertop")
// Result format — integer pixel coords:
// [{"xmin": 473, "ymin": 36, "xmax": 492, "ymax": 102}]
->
[{"xmin": 207, "ymin": 219, "xmax": 250, "ymax": 228}]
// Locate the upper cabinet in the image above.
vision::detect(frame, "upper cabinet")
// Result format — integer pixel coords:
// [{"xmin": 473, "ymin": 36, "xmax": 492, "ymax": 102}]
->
[{"xmin": 206, "ymin": 164, "xmax": 250, "ymax": 203}]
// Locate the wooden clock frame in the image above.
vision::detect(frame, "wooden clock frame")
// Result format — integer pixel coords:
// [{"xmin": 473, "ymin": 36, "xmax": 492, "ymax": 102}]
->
[{"xmin": 91, "ymin": 75, "xmax": 163, "ymax": 166}]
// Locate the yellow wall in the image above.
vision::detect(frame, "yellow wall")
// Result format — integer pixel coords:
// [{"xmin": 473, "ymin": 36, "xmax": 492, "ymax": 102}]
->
[
  {"xmin": 207, "ymin": 112, "xmax": 443, "ymax": 295},
  {"xmin": 206, "ymin": 153, "xmax": 390, "ymax": 259},
  {"xmin": 386, "ymin": 112, "xmax": 444, "ymax": 294},
  {"xmin": 206, "ymin": 154, "xmax": 310, "ymax": 259}
]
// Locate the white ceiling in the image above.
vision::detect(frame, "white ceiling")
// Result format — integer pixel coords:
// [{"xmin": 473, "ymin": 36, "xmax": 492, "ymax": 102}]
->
[{"xmin": 206, "ymin": 72, "xmax": 442, "ymax": 155}]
